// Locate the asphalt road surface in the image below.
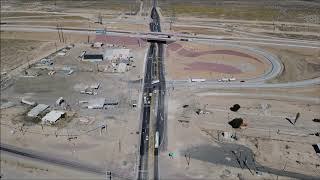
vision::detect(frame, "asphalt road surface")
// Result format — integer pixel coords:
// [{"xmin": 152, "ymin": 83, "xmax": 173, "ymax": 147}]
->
[
  {"xmin": 138, "ymin": 1, "xmax": 164, "ymax": 179},
  {"xmin": 2, "ymin": 24, "xmax": 319, "ymax": 48},
  {"xmin": 169, "ymin": 76, "xmax": 320, "ymax": 89},
  {"xmin": 138, "ymin": 42, "xmax": 155, "ymax": 180}
]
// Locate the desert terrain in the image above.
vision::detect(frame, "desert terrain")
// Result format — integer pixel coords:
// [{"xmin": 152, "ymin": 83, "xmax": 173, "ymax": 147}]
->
[{"xmin": 1, "ymin": 0, "xmax": 319, "ymax": 180}]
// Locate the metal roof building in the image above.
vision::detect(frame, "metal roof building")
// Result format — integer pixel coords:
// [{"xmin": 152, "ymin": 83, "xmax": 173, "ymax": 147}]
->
[
  {"xmin": 42, "ymin": 110, "xmax": 65, "ymax": 124},
  {"xmin": 88, "ymin": 98, "xmax": 105, "ymax": 109},
  {"xmin": 27, "ymin": 104, "xmax": 49, "ymax": 117}
]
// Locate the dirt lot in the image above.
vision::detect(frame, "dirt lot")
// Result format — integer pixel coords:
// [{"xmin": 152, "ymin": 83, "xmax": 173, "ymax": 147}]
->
[
  {"xmin": 1, "ymin": 0, "xmax": 140, "ymax": 14},
  {"xmin": 0, "ymin": 154, "xmax": 100, "ymax": 179},
  {"xmin": 0, "ymin": 40, "xmax": 147, "ymax": 179},
  {"xmin": 1, "ymin": 31, "xmax": 88, "ymax": 43},
  {"xmin": 0, "ymin": 38, "xmax": 61, "ymax": 73},
  {"xmin": 159, "ymin": 87, "xmax": 320, "ymax": 179}
]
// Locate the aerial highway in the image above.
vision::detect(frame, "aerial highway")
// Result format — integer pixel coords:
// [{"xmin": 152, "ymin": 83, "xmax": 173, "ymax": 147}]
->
[
  {"xmin": 138, "ymin": 1, "xmax": 164, "ymax": 180},
  {"xmin": 2, "ymin": 24, "xmax": 320, "ymax": 48}
]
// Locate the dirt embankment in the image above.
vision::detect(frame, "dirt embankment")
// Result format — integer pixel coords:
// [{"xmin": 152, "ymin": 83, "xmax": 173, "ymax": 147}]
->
[{"xmin": 265, "ymin": 47, "xmax": 320, "ymax": 83}]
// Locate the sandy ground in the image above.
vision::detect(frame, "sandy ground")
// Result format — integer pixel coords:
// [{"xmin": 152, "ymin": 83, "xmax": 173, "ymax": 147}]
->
[
  {"xmin": 1, "ymin": 31, "xmax": 88, "ymax": 43},
  {"xmin": 1, "ymin": 154, "xmax": 101, "ymax": 179},
  {"xmin": 0, "ymin": 39, "xmax": 62, "ymax": 73},
  {"xmin": 2, "ymin": 19, "xmax": 149, "ymax": 32},
  {"xmin": 159, "ymin": 0, "xmax": 320, "ymax": 23},
  {"xmin": 1, "ymin": 0, "xmax": 140, "ymax": 15},
  {"xmin": 160, "ymin": 87, "xmax": 320, "ymax": 179}
]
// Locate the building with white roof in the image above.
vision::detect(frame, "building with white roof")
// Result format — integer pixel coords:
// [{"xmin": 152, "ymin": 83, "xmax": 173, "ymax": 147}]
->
[
  {"xmin": 42, "ymin": 110, "xmax": 65, "ymax": 124},
  {"xmin": 87, "ymin": 98, "xmax": 105, "ymax": 109}
]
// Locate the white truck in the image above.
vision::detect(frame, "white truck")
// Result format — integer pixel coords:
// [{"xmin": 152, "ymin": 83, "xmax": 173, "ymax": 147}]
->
[
  {"xmin": 190, "ymin": 78, "xmax": 206, "ymax": 82},
  {"xmin": 155, "ymin": 131, "xmax": 159, "ymax": 148},
  {"xmin": 144, "ymin": 96, "xmax": 150, "ymax": 105},
  {"xmin": 152, "ymin": 80, "xmax": 160, "ymax": 85}
]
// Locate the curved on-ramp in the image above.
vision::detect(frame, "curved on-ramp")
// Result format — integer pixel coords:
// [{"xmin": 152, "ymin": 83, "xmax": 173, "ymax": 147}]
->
[{"xmin": 168, "ymin": 42, "xmax": 320, "ymax": 89}]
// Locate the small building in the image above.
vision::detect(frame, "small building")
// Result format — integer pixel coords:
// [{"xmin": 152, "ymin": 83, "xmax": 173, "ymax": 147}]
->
[
  {"xmin": 56, "ymin": 97, "xmax": 64, "ymax": 106},
  {"xmin": 88, "ymin": 98, "xmax": 105, "ymax": 109},
  {"xmin": 27, "ymin": 104, "xmax": 49, "ymax": 117},
  {"xmin": 42, "ymin": 110, "xmax": 65, "ymax": 124},
  {"xmin": 82, "ymin": 54, "xmax": 104, "ymax": 62},
  {"xmin": 118, "ymin": 63, "xmax": 127, "ymax": 73},
  {"xmin": 57, "ymin": 52, "xmax": 66, "ymax": 56},
  {"xmin": 90, "ymin": 83, "xmax": 100, "ymax": 89},
  {"xmin": 104, "ymin": 98, "xmax": 119, "ymax": 106},
  {"xmin": 21, "ymin": 98, "xmax": 36, "ymax": 106},
  {"xmin": 93, "ymin": 42, "xmax": 104, "ymax": 48}
]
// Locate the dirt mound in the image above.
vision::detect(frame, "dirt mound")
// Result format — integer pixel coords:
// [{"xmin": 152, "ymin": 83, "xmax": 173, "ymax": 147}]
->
[
  {"xmin": 230, "ymin": 104, "xmax": 241, "ymax": 112},
  {"xmin": 228, "ymin": 118, "xmax": 243, "ymax": 128}
]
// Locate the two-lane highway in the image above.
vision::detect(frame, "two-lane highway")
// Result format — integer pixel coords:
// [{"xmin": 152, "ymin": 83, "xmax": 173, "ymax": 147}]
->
[
  {"xmin": 138, "ymin": 0, "xmax": 165, "ymax": 179},
  {"xmin": 138, "ymin": 42, "xmax": 156, "ymax": 180}
]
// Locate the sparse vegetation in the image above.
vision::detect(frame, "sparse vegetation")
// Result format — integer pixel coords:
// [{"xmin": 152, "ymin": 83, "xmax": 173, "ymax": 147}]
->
[{"xmin": 160, "ymin": 1, "xmax": 320, "ymax": 23}]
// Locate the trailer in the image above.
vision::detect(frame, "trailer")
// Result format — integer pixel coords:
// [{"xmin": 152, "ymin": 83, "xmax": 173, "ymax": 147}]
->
[
  {"xmin": 152, "ymin": 80, "xmax": 160, "ymax": 85},
  {"xmin": 155, "ymin": 131, "xmax": 159, "ymax": 148},
  {"xmin": 79, "ymin": 51, "xmax": 86, "ymax": 58},
  {"xmin": 190, "ymin": 78, "xmax": 206, "ymax": 82}
]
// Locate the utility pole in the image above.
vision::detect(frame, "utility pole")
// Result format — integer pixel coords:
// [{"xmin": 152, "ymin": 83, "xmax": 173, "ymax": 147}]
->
[
  {"xmin": 27, "ymin": 55, "xmax": 30, "ymax": 68},
  {"xmin": 55, "ymin": 42, "xmax": 57, "ymax": 52},
  {"xmin": 60, "ymin": 25, "xmax": 65, "ymax": 43},
  {"xmin": 98, "ymin": 13, "xmax": 103, "ymax": 24},
  {"xmin": 57, "ymin": 24, "xmax": 61, "ymax": 42},
  {"xmin": 169, "ymin": 8, "xmax": 176, "ymax": 31},
  {"xmin": 87, "ymin": 20, "xmax": 90, "ymax": 43}
]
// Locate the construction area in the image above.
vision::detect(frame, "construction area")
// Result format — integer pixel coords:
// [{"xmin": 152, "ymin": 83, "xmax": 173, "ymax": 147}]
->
[
  {"xmin": 1, "ymin": 0, "xmax": 320, "ymax": 180},
  {"xmin": 1, "ymin": 31, "xmax": 147, "ymax": 179}
]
